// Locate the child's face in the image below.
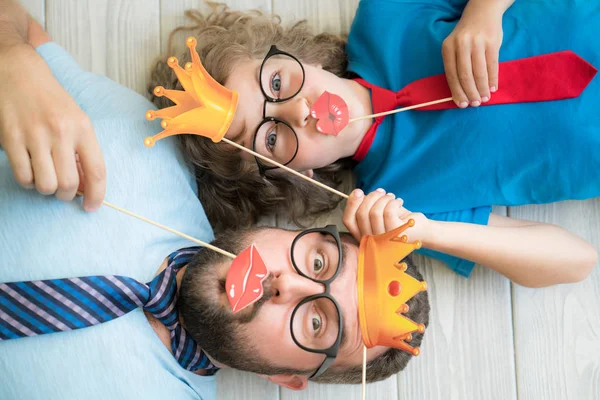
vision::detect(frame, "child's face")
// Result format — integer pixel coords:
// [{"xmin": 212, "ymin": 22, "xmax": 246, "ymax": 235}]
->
[{"xmin": 224, "ymin": 56, "xmax": 371, "ymax": 173}]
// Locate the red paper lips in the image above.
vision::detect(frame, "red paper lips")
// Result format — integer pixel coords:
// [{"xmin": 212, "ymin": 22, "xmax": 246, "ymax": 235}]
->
[
  {"xmin": 225, "ymin": 244, "xmax": 269, "ymax": 313},
  {"xmin": 310, "ymin": 91, "xmax": 349, "ymax": 136}
]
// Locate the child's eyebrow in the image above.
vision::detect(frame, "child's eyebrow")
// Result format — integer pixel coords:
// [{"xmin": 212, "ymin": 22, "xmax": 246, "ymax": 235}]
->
[{"xmin": 229, "ymin": 121, "xmax": 248, "ymax": 146}]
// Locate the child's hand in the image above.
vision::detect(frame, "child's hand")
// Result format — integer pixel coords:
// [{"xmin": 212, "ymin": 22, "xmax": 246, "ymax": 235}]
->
[
  {"xmin": 0, "ymin": 44, "xmax": 106, "ymax": 211},
  {"xmin": 441, "ymin": 1, "xmax": 506, "ymax": 108},
  {"xmin": 343, "ymin": 188, "xmax": 429, "ymax": 243}
]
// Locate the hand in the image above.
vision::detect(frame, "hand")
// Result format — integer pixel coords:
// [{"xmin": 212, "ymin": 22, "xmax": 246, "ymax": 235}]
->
[
  {"xmin": 0, "ymin": 44, "xmax": 106, "ymax": 211},
  {"xmin": 342, "ymin": 188, "xmax": 429, "ymax": 243},
  {"xmin": 442, "ymin": 2, "xmax": 505, "ymax": 108}
]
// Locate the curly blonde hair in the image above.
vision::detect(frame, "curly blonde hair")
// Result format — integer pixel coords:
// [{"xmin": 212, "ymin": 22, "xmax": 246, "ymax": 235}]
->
[{"xmin": 149, "ymin": 3, "xmax": 354, "ymax": 231}]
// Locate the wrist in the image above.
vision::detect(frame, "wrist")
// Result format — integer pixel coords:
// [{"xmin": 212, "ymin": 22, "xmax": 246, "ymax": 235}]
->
[{"xmin": 464, "ymin": 0, "xmax": 514, "ymax": 16}]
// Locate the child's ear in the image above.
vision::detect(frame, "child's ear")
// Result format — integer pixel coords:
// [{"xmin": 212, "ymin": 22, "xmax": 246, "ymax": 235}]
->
[
  {"xmin": 259, "ymin": 374, "xmax": 308, "ymax": 390},
  {"xmin": 302, "ymin": 169, "xmax": 314, "ymax": 178}
]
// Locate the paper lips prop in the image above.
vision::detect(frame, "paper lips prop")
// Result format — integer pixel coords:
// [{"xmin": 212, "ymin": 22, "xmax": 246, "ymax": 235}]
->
[
  {"xmin": 310, "ymin": 91, "xmax": 349, "ymax": 136},
  {"xmin": 225, "ymin": 244, "xmax": 269, "ymax": 313}
]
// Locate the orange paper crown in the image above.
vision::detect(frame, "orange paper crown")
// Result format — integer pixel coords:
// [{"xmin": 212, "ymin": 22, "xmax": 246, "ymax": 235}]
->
[
  {"xmin": 144, "ymin": 37, "xmax": 239, "ymax": 147},
  {"xmin": 357, "ymin": 219, "xmax": 427, "ymax": 355}
]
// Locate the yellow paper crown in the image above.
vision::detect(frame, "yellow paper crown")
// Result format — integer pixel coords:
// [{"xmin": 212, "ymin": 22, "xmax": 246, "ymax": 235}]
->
[
  {"xmin": 357, "ymin": 219, "xmax": 427, "ymax": 355},
  {"xmin": 144, "ymin": 37, "xmax": 239, "ymax": 147}
]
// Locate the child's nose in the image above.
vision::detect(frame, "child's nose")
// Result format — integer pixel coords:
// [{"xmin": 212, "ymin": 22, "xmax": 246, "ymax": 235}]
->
[{"xmin": 273, "ymin": 97, "xmax": 310, "ymax": 129}]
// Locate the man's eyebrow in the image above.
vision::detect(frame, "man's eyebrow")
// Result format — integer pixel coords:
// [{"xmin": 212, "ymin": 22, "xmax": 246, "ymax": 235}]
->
[{"xmin": 338, "ymin": 242, "xmax": 349, "ymax": 348}]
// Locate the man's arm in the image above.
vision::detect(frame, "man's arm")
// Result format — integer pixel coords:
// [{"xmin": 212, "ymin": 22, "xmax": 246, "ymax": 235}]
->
[{"xmin": 0, "ymin": 0, "xmax": 106, "ymax": 211}]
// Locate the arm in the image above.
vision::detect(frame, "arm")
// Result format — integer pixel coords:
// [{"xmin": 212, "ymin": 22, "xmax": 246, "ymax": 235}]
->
[
  {"xmin": 426, "ymin": 214, "xmax": 597, "ymax": 287},
  {"xmin": 0, "ymin": 0, "xmax": 106, "ymax": 211},
  {"xmin": 442, "ymin": 0, "xmax": 515, "ymax": 108},
  {"xmin": 343, "ymin": 189, "xmax": 597, "ymax": 287}
]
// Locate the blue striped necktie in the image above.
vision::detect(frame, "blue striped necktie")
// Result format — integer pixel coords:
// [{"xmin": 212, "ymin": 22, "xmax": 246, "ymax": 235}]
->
[{"xmin": 0, "ymin": 247, "xmax": 216, "ymax": 373}]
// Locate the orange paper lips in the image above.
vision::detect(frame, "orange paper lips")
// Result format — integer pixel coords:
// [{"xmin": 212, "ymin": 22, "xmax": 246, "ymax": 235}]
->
[{"xmin": 225, "ymin": 244, "xmax": 269, "ymax": 313}]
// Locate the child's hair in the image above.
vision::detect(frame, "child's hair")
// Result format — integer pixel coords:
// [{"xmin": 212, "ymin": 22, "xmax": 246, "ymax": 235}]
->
[{"xmin": 149, "ymin": 3, "xmax": 354, "ymax": 231}]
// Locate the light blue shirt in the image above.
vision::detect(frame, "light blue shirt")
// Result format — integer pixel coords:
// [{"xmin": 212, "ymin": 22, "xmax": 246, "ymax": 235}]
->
[
  {"xmin": 0, "ymin": 43, "xmax": 216, "ymax": 400},
  {"xmin": 348, "ymin": 0, "xmax": 600, "ymax": 276}
]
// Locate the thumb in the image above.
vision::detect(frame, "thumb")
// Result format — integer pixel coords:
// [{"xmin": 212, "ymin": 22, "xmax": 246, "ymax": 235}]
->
[{"xmin": 343, "ymin": 189, "xmax": 364, "ymax": 241}]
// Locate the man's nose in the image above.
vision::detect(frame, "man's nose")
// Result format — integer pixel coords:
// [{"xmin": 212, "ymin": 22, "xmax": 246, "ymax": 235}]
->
[
  {"xmin": 271, "ymin": 97, "xmax": 310, "ymax": 129},
  {"xmin": 270, "ymin": 272, "xmax": 324, "ymax": 304}
]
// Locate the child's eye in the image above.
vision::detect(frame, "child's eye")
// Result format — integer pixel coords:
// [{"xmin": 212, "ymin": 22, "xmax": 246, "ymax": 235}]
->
[
  {"xmin": 270, "ymin": 72, "xmax": 282, "ymax": 98},
  {"xmin": 265, "ymin": 127, "xmax": 278, "ymax": 152}
]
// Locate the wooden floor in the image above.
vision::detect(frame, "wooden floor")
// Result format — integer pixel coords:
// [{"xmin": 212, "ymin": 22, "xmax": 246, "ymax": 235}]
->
[{"xmin": 20, "ymin": 0, "xmax": 600, "ymax": 399}]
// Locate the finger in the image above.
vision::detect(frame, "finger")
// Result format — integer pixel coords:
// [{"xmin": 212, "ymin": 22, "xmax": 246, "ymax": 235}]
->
[
  {"xmin": 472, "ymin": 39, "xmax": 490, "ymax": 102},
  {"xmin": 383, "ymin": 203, "xmax": 405, "ymax": 233},
  {"xmin": 29, "ymin": 144, "xmax": 58, "ymax": 195},
  {"xmin": 486, "ymin": 46, "xmax": 499, "ymax": 93},
  {"xmin": 52, "ymin": 144, "xmax": 79, "ymax": 202},
  {"xmin": 369, "ymin": 193, "xmax": 397, "ymax": 235},
  {"xmin": 456, "ymin": 39, "xmax": 481, "ymax": 106},
  {"xmin": 76, "ymin": 129, "xmax": 106, "ymax": 212},
  {"xmin": 356, "ymin": 188, "xmax": 387, "ymax": 237},
  {"xmin": 342, "ymin": 189, "xmax": 365, "ymax": 242},
  {"xmin": 442, "ymin": 40, "xmax": 469, "ymax": 108},
  {"xmin": 4, "ymin": 141, "xmax": 34, "ymax": 189}
]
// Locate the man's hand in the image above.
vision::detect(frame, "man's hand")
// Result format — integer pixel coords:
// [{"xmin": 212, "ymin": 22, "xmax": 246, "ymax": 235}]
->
[
  {"xmin": 442, "ymin": 1, "xmax": 509, "ymax": 108},
  {"xmin": 0, "ymin": 44, "xmax": 106, "ymax": 211},
  {"xmin": 342, "ymin": 188, "xmax": 429, "ymax": 243}
]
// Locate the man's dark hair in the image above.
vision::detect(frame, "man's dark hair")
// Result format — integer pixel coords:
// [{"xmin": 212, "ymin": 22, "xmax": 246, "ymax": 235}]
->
[{"xmin": 179, "ymin": 228, "xmax": 430, "ymax": 384}]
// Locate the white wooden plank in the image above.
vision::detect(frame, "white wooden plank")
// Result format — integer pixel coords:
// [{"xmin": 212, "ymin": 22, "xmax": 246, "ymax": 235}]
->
[
  {"xmin": 397, "ymin": 207, "xmax": 517, "ymax": 400},
  {"xmin": 273, "ymin": 0, "xmax": 359, "ymax": 34},
  {"xmin": 19, "ymin": 0, "xmax": 45, "ymax": 26},
  {"xmin": 46, "ymin": 0, "xmax": 160, "ymax": 94},
  {"xmin": 510, "ymin": 199, "xmax": 600, "ymax": 400},
  {"xmin": 282, "ymin": 375, "xmax": 397, "ymax": 400},
  {"xmin": 217, "ymin": 369, "xmax": 280, "ymax": 400},
  {"xmin": 159, "ymin": 0, "xmax": 272, "ymax": 54}
]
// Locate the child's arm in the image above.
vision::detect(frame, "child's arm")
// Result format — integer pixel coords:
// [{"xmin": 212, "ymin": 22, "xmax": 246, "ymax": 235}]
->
[
  {"xmin": 343, "ymin": 189, "xmax": 597, "ymax": 287},
  {"xmin": 0, "ymin": 0, "xmax": 106, "ymax": 211},
  {"xmin": 442, "ymin": 0, "xmax": 515, "ymax": 108}
]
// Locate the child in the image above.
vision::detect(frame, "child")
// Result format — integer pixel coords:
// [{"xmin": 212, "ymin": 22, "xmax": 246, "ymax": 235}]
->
[{"xmin": 149, "ymin": 1, "xmax": 599, "ymax": 282}]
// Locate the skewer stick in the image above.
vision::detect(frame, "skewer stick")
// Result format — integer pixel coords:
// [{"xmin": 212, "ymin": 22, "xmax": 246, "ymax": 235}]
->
[
  {"xmin": 222, "ymin": 138, "xmax": 349, "ymax": 199},
  {"xmin": 349, "ymin": 97, "xmax": 454, "ymax": 122},
  {"xmin": 88, "ymin": 195, "xmax": 236, "ymax": 259},
  {"xmin": 362, "ymin": 345, "xmax": 367, "ymax": 400}
]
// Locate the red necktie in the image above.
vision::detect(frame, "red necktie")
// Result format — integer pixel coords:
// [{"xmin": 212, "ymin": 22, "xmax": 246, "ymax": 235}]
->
[{"xmin": 353, "ymin": 51, "xmax": 597, "ymax": 161}]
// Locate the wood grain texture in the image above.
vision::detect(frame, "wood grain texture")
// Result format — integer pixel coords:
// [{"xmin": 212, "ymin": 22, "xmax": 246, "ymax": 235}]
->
[
  {"xmin": 19, "ymin": 0, "xmax": 45, "ymax": 26},
  {"xmin": 46, "ymin": 0, "xmax": 160, "ymax": 94},
  {"xmin": 510, "ymin": 200, "xmax": 600, "ymax": 400},
  {"xmin": 217, "ymin": 369, "xmax": 280, "ymax": 400},
  {"xmin": 272, "ymin": 0, "xmax": 359, "ymax": 34}
]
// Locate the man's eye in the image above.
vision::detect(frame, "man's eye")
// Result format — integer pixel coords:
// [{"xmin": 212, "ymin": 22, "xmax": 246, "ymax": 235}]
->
[
  {"xmin": 271, "ymin": 72, "xmax": 282, "ymax": 97},
  {"xmin": 313, "ymin": 254, "xmax": 324, "ymax": 274},
  {"xmin": 266, "ymin": 128, "xmax": 277, "ymax": 152},
  {"xmin": 312, "ymin": 315, "xmax": 322, "ymax": 333}
]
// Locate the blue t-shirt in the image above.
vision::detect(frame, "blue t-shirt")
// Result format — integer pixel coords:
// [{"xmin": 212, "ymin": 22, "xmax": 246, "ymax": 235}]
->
[
  {"xmin": 0, "ymin": 43, "xmax": 216, "ymax": 400},
  {"xmin": 347, "ymin": 0, "xmax": 600, "ymax": 277}
]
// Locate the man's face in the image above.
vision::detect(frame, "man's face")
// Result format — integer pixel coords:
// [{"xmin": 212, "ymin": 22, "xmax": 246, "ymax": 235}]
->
[{"xmin": 210, "ymin": 228, "xmax": 389, "ymax": 375}]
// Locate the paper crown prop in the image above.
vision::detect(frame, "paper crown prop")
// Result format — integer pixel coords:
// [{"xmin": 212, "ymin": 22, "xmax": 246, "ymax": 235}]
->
[
  {"xmin": 358, "ymin": 219, "xmax": 427, "ymax": 355},
  {"xmin": 144, "ymin": 37, "xmax": 238, "ymax": 147}
]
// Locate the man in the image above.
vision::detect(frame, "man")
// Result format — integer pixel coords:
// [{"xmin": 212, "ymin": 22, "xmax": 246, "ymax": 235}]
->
[{"xmin": 0, "ymin": 3, "xmax": 429, "ymax": 399}]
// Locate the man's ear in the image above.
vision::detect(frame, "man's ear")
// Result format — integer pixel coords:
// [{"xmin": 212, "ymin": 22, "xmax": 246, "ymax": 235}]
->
[
  {"xmin": 302, "ymin": 169, "xmax": 314, "ymax": 179},
  {"xmin": 259, "ymin": 374, "xmax": 309, "ymax": 390}
]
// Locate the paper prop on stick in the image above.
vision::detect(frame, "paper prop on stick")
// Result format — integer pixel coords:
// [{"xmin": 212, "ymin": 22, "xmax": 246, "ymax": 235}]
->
[
  {"xmin": 310, "ymin": 91, "xmax": 349, "ymax": 136},
  {"xmin": 310, "ymin": 50, "xmax": 598, "ymax": 135},
  {"xmin": 225, "ymin": 244, "xmax": 269, "ymax": 313},
  {"xmin": 357, "ymin": 219, "xmax": 427, "ymax": 355}
]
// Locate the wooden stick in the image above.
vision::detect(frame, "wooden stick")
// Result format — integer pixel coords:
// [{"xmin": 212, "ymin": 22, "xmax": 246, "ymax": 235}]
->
[
  {"xmin": 100, "ymin": 198, "xmax": 236, "ymax": 259},
  {"xmin": 349, "ymin": 97, "xmax": 453, "ymax": 122},
  {"xmin": 222, "ymin": 138, "xmax": 349, "ymax": 199},
  {"xmin": 362, "ymin": 345, "xmax": 367, "ymax": 400}
]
